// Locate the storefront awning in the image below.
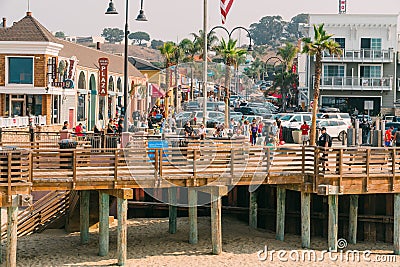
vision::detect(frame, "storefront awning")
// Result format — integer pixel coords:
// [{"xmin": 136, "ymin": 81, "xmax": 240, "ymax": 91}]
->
[{"xmin": 151, "ymin": 84, "xmax": 165, "ymax": 98}]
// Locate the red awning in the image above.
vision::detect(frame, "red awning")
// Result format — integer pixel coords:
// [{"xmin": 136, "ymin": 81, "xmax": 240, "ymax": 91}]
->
[{"xmin": 151, "ymin": 84, "xmax": 165, "ymax": 98}]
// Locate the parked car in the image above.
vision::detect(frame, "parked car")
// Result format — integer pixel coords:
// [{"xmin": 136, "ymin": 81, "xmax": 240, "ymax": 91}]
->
[
  {"xmin": 234, "ymin": 106, "xmax": 258, "ymax": 115},
  {"xmin": 190, "ymin": 111, "xmax": 224, "ymax": 125},
  {"xmin": 207, "ymin": 101, "xmax": 225, "ymax": 112},
  {"xmin": 317, "ymin": 112, "xmax": 352, "ymax": 126},
  {"xmin": 175, "ymin": 111, "xmax": 193, "ymax": 127},
  {"xmin": 184, "ymin": 101, "xmax": 200, "ymax": 111},
  {"xmin": 316, "ymin": 119, "xmax": 350, "ymax": 141},
  {"xmin": 280, "ymin": 113, "xmax": 312, "ymax": 129},
  {"xmin": 319, "ymin": 107, "xmax": 340, "ymax": 113}
]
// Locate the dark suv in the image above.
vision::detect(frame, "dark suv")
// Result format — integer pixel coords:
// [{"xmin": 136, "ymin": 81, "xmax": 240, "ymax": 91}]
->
[{"xmin": 233, "ymin": 106, "xmax": 256, "ymax": 115}]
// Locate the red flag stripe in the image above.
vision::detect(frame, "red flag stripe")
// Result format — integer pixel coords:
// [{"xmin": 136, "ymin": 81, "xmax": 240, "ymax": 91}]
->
[{"xmin": 220, "ymin": 0, "xmax": 234, "ymax": 24}]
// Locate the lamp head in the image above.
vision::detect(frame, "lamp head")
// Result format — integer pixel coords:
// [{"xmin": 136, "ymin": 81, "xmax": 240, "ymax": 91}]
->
[
  {"xmin": 136, "ymin": 9, "xmax": 147, "ymax": 21},
  {"xmin": 105, "ymin": 0, "xmax": 118, "ymax": 15},
  {"xmin": 247, "ymin": 44, "xmax": 253, "ymax": 52}
]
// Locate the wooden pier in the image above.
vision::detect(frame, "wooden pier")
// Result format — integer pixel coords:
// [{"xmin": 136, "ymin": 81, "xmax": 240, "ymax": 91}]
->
[{"xmin": 1, "ymin": 139, "xmax": 400, "ymax": 266}]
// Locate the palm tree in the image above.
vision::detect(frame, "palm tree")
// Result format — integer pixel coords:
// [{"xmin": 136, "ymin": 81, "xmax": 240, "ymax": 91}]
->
[
  {"xmin": 159, "ymin": 41, "xmax": 178, "ymax": 116},
  {"xmin": 214, "ymin": 38, "xmax": 247, "ymax": 126},
  {"xmin": 302, "ymin": 24, "xmax": 342, "ymax": 145},
  {"xmin": 191, "ymin": 30, "xmax": 218, "ymax": 60},
  {"xmin": 277, "ymin": 43, "xmax": 299, "ymax": 110}
]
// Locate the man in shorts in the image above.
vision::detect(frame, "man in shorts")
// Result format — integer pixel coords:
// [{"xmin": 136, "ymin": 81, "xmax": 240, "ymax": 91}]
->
[{"xmin": 300, "ymin": 121, "xmax": 310, "ymax": 146}]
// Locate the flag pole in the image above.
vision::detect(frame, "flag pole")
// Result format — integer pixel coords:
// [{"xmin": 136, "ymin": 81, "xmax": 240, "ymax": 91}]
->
[{"xmin": 203, "ymin": 0, "xmax": 208, "ymax": 126}]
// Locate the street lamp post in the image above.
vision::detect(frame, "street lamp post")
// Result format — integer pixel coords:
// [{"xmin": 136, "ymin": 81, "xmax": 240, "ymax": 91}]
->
[
  {"xmin": 106, "ymin": 0, "xmax": 147, "ymax": 133},
  {"xmin": 264, "ymin": 56, "xmax": 284, "ymax": 110},
  {"xmin": 209, "ymin": 26, "xmax": 253, "ymax": 127}
]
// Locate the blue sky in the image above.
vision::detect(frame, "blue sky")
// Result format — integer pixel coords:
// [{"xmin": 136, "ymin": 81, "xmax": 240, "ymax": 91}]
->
[{"xmin": 0, "ymin": 0, "xmax": 399, "ymax": 41}]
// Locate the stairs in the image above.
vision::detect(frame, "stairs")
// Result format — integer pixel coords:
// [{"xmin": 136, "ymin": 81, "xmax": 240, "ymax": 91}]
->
[{"xmin": 1, "ymin": 191, "xmax": 76, "ymax": 238}]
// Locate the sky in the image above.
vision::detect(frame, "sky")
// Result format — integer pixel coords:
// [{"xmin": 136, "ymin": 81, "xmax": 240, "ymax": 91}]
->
[{"xmin": 0, "ymin": 0, "xmax": 399, "ymax": 42}]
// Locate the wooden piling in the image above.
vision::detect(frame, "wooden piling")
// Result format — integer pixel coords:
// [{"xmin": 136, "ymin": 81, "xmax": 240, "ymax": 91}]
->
[
  {"xmin": 211, "ymin": 187, "xmax": 222, "ymax": 255},
  {"xmin": 188, "ymin": 188, "xmax": 198, "ymax": 244},
  {"xmin": 301, "ymin": 192, "xmax": 311, "ymax": 248},
  {"xmin": 394, "ymin": 194, "xmax": 400, "ymax": 255},
  {"xmin": 98, "ymin": 191, "xmax": 110, "ymax": 256},
  {"xmin": 80, "ymin": 190, "xmax": 90, "ymax": 245},
  {"xmin": 117, "ymin": 197, "xmax": 128, "ymax": 266},
  {"xmin": 276, "ymin": 187, "xmax": 286, "ymax": 241},
  {"xmin": 249, "ymin": 191, "xmax": 258, "ymax": 229},
  {"xmin": 349, "ymin": 195, "xmax": 359, "ymax": 245},
  {"xmin": 168, "ymin": 187, "xmax": 177, "ymax": 234},
  {"xmin": 328, "ymin": 195, "xmax": 338, "ymax": 252},
  {"xmin": 6, "ymin": 203, "xmax": 18, "ymax": 267}
]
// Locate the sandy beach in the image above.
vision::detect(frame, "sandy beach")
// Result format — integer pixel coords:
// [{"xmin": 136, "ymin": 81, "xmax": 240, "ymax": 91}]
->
[{"xmin": 1, "ymin": 215, "xmax": 397, "ymax": 267}]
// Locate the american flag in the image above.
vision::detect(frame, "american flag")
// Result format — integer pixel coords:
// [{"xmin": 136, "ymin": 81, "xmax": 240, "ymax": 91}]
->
[{"xmin": 220, "ymin": 0, "xmax": 235, "ymax": 24}]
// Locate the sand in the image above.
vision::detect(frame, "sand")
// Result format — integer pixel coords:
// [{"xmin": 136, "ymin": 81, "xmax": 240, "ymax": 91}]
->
[{"xmin": 2, "ymin": 215, "xmax": 397, "ymax": 267}]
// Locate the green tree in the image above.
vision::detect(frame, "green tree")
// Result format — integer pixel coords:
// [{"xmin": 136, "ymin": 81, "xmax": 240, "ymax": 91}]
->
[
  {"xmin": 159, "ymin": 42, "xmax": 178, "ymax": 115},
  {"xmin": 302, "ymin": 24, "xmax": 342, "ymax": 145},
  {"xmin": 191, "ymin": 30, "xmax": 218, "ymax": 59},
  {"xmin": 101, "ymin": 28, "xmax": 124, "ymax": 44},
  {"xmin": 214, "ymin": 38, "xmax": 247, "ymax": 126},
  {"xmin": 286, "ymin": 13, "xmax": 309, "ymax": 41},
  {"xmin": 249, "ymin": 16, "xmax": 286, "ymax": 46},
  {"xmin": 128, "ymin": 31, "xmax": 150, "ymax": 45},
  {"xmin": 151, "ymin": 40, "xmax": 164, "ymax": 49},
  {"xmin": 55, "ymin": 31, "xmax": 65, "ymax": 39}
]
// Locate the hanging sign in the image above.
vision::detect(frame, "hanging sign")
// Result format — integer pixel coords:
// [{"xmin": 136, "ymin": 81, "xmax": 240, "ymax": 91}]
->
[
  {"xmin": 339, "ymin": 0, "xmax": 346, "ymax": 14},
  {"xmin": 51, "ymin": 57, "xmax": 57, "ymax": 80},
  {"xmin": 98, "ymin": 58, "xmax": 109, "ymax": 96}
]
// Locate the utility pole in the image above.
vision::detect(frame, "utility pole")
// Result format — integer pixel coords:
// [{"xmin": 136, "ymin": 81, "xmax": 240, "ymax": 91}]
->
[{"xmin": 202, "ymin": 0, "xmax": 208, "ymax": 126}]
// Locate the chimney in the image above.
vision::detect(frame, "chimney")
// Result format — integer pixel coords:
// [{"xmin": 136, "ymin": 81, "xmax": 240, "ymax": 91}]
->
[
  {"xmin": 2, "ymin": 18, "xmax": 6, "ymax": 28},
  {"xmin": 26, "ymin": 11, "xmax": 32, "ymax": 17},
  {"xmin": 96, "ymin": 42, "xmax": 101, "ymax": 50}
]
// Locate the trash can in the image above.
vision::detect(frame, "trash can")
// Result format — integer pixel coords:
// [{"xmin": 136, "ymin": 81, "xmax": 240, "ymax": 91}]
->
[{"xmin": 58, "ymin": 139, "xmax": 77, "ymax": 169}]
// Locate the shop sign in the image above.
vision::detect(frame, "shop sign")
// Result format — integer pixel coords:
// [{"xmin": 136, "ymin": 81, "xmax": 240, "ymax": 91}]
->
[
  {"xmin": 68, "ymin": 56, "xmax": 78, "ymax": 80},
  {"xmin": 98, "ymin": 58, "xmax": 109, "ymax": 96},
  {"xmin": 51, "ymin": 57, "xmax": 57, "ymax": 80},
  {"xmin": 64, "ymin": 79, "xmax": 74, "ymax": 89}
]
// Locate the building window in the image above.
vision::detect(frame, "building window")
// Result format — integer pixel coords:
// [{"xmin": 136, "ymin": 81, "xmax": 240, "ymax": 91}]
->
[
  {"xmin": 334, "ymin": 38, "xmax": 345, "ymax": 49},
  {"xmin": 361, "ymin": 38, "xmax": 382, "ymax": 50},
  {"xmin": 77, "ymin": 94, "xmax": 86, "ymax": 122},
  {"xmin": 360, "ymin": 66, "xmax": 381, "ymax": 78},
  {"xmin": 8, "ymin": 57, "xmax": 33, "ymax": 84},
  {"xmin": 323, "ymin": 65, "xmax": 345, "ymax": 77},
  {"xmin": 78, "ymin": 72, "xmax": 86, "ymax": 89}
]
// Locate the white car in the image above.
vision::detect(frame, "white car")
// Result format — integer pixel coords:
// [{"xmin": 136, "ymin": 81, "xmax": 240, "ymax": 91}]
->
[
  {"xmin": 317, "ymin": 119, "xmax": 350, "ymax": 141},
  {"xmin": 317, "ymin": 113, "xmax": 352, "ymax": 126},
  {"xmin": 280, "ymin": 113, "xmax": 312, "ymax": 129}
]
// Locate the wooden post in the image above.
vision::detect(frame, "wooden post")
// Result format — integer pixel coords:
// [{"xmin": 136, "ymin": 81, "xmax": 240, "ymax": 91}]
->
[
  {"xmin": 328, "ymin": 195, "xmax": 339, "ymax": 252},
  {"xmin": 99, "ymin": 191, "xmax": 110, "ymax": 256},
  {"xmin": 188, "ymin": 187, "xmax": 198, "ymax": 244},
  {"xmin": 117, "ymin": 197, "xmax": 128, "ymax": 266},
  {"xmin": 80, "ymin": 190, "xmax": 90, "ymax": 245},
  {"xmin": 168, "ymin": 187, "xmax": 177, "ymax": 234},
  {"xmin": 394, "ymin": 194, "xmax": 400, "ymax": 255},
  {"xmin": 211, "ymin": 187, "xmax": 222, "ymax": 255},
  {"xmin": 348, "ymin": 195, "xmax": 359, "ymax": 245},
  {"xmin": 249, "ymin": 191, "xmax": 258, "ymax": 229},
  {"xmin": 6, "ymin": 202, "xmax": 18, "ymax": 267},
  {"xmin": 301, "ymin": 192, "xmax": 311, "ymax": 248},
  {"xmin": 276, "ymin": 187, "xmax": 286, "ymax": 241}
]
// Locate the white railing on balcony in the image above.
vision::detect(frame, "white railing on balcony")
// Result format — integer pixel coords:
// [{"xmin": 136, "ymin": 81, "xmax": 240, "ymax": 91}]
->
[
  {"xmin": 321, "ymin": 49, "xmax": 393, "ymax": 62},
  {"xmin": 319, "ymin": 76, "xmax": 393, "ymax": 90},
  {"xmin": 0, "ymin": 115, "xmax": 47, "ymax": 128}
]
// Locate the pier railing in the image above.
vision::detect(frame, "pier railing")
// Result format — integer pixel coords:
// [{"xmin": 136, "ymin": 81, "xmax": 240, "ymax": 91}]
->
[{"xmin": 1, "ymin": 142, "xmax": 400, "ymax": 194}]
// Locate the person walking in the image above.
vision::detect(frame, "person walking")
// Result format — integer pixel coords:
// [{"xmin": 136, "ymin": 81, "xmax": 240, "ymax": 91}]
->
[
  {"xmin": 318, "ymin": 127, "xmax": 332, "ymax": 171},
  {"xmin": 300, "ymin": 121, "xmax": 310, "ymax": 146},
  {"xmin": 250, "ymin": 120, "xmax": 258, "ymax": 146},
  {"xmin": 394, "ymin": 128, "xmax": 400, "ymax": 147},
  {"xmin": 385, "ymin": 126, "xmax": 394, "ymax": 147}
]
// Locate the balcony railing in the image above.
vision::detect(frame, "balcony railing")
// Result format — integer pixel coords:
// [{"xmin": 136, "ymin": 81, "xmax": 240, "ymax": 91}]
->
[
  {"xmin": 318, "ymin": 76, "xmax": 393, "ymax": 90},
  {"xmin": 320, "ymin": 49, "xmax": 393, "ymax": 62},
  {"xmin": 0, "ymin": 115, "xmax": 47, "ymax": 128}
]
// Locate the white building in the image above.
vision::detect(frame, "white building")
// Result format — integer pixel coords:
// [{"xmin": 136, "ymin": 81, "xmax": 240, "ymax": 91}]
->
[{"xmin": 304, "ymin": 14, "xmax": 398, "ymax": 116}]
